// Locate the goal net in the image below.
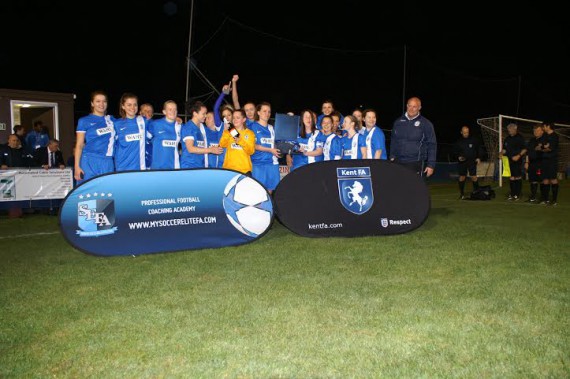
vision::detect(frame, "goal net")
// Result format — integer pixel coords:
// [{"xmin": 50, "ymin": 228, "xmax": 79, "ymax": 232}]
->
[{"xmin": 477, "ymin": 115, "xmax": 570, "ymax": 186}]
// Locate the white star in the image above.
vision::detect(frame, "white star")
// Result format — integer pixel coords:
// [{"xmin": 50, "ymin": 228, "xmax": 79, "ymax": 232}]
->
[
  {"xmin": 79, "ymin": 195, "xmax": 84, "ymax": 199},
  {"xmin": 108, "ymin": 193, "xmax": 112, "ymax": 197},
  {"xmin": 86, "ymin": 194, "xmax": 91, "ymax": 198},
  {"xmin": 100, "ymin": 193, "xmax": 106, "ymax": 197},
  {"xmin": 94, "ymin": 192, "xmax": 98, "ymax": 196}
]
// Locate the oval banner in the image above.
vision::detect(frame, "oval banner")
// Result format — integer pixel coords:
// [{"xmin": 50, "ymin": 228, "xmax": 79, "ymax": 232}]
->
[
  {"xmin": 59, "ymin": 169, "xmax": 274, "ymax": 256},
  {"xmin": 273, "ymin": 160, "xmax": 430, "ymax": 237}
]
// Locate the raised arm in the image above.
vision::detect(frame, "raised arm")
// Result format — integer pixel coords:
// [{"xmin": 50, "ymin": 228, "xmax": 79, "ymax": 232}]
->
[
  {"xmin": 213, "ymin": 86, "xmax": 229, "ymax": 127},
  {"xmin": 231, "ymin": 74, "xmax": 240, "ymax": 110}
]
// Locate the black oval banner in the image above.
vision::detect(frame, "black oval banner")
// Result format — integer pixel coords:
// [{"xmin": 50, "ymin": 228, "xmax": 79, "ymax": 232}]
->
[{"xmin": 273, "ymin": 160, "xmax": 430, "ymax": 237}]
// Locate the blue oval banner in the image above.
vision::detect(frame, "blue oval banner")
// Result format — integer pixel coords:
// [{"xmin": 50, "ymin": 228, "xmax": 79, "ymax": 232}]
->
[
  {"xmin": 273, "ymin": 160, "xmax": 430, "ymax": 237},
  {"xmin": 59, "ymin": 169, "xmax": 274, "ymax": 256}
]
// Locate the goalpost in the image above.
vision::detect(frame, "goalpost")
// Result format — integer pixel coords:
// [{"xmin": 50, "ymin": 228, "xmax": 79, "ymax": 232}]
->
[{"xmin": 477, "ymin": 114, "xmax": 570, "ymax": 187}]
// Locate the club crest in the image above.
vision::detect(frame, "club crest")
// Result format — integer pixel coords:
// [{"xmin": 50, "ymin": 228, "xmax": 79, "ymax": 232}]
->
[
  {"xmin": 337, "ymin": 167, "xmax": 374, "ymax": 215},
  {"xmin": 76, "ymin": 194, "xmax": 117, "ymax": 237}
]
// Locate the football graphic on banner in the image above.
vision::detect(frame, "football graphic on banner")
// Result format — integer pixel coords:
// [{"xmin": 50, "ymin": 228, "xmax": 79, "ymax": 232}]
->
[{"xmin": 223, "ymin": 175, "xmax": 273, "ymax": 237}]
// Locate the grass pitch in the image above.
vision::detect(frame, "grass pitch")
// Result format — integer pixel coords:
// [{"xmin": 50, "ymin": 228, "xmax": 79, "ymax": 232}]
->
[{"xmin": 1, "ymin": 181, "xmax": 568, "ymax": 378}]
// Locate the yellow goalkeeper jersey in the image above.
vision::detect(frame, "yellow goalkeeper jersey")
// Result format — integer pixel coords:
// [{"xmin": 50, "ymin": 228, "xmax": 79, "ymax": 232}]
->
[{"xmin": 219, "ymin": 128, "xmax": 255, "ymax": 173}]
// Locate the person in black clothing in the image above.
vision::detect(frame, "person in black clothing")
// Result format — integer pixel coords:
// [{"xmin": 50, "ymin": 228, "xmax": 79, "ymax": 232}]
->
[
  {"xmin": 0, "ymin": 134, "xmax": 34, "ymax": 218},
  {"xmin": 453, "ymin": 125, "xmax": 482, "ymax": 199},
  {"xmin": 540, "ymin": 121, "xmax": 560, "ymax": 205},
  {"xmin": 33, "ymin": 138, "xmax": 66, "ymax": 169},
  {"xmin": 500, "ymin": 123, "xmax": 527, "ymax": 201},
  {"xmin": 0, "ymin": 134, "xmax": 34, "ymax": 169},
  {"xmin": 524, "ymin": 124, "xmax": 546, "ymax": 203},
  {"xmin": 13, "ymin": 124, "xmax": 27, "ymax": 152}
]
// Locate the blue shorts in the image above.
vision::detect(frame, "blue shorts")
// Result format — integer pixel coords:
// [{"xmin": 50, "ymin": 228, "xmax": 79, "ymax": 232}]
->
[
  {"xmin": 80, "ymin": 153, "xmax": 114, "ymax": 182},
  {"xmin": 252, "ymin": 163, "xmax": 280, "ymax": 191}
]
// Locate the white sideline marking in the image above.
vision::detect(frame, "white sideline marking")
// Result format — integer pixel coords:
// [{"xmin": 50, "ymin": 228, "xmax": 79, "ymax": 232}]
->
[{"xmin": 0, "ymin": 231, "xmax": 60, "ymax": 240}]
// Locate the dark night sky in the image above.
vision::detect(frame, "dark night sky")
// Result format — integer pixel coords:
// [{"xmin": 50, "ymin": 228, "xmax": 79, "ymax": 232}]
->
[{"xmin": 2, "ymin": 0, "xmax": 569, "ymax": 151}]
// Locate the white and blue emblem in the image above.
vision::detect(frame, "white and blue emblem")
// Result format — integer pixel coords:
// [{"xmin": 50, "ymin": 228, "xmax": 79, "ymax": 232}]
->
[
  {"xmin": 337, "ymin": 167, "xmax": 374, "ymax": 215},
  {"xmin": 0, "ymin": 175, "xmax": 16, "ymax": 199},
  {"xmin": 76, "ymin": 193, "xmax": 117, "ymax": 237}
]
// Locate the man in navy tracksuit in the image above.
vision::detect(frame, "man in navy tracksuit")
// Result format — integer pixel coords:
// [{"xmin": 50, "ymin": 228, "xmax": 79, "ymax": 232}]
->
[{"xmin": 389, "ymin": 97, "xmax": 437, "ymax": 178}]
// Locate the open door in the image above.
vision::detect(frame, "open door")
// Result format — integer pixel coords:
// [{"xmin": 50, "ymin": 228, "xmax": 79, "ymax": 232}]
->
[{"xmin": 10, "ymin": 100, "xmax": 59, "ymax": 140}]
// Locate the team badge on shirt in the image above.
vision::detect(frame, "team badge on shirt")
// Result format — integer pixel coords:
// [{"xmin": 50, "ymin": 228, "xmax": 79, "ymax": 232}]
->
[{"xmin": 337, "ymin": 167, "xmax": 374, "ymax": 215}]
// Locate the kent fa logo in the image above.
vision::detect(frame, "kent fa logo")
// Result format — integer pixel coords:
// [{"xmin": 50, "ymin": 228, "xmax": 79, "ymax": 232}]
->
[
  {"xmin": 76, "ymin": 193, "xmax": 118, "ymax": 237},
  {"xmin": 381, "ymin": 218, "xmax": 388, "ymax": 228},
  {"xmin": 337, "ymin": 167, "xmax": 374, "ymax": 215}
]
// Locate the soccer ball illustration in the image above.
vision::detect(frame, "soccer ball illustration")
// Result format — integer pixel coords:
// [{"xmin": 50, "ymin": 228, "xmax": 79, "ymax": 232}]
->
[{"xmin": 223, "ymin": 174, "xmax": 273, "ymax": 237}]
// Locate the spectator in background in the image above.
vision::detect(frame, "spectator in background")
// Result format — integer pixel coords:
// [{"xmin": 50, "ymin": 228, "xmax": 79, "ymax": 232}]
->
[
  {"xmin": 453, "ymin": 126, "xmax": 481, "ymax": 199},
  {"xmin": 33, "ymin": 138, "xmax": 65, "ymax": 169},
  {"xmin": 0, "ymin": 134, "xmax": 33, "ymax": 218},
  {"xmin": 40, "ymin": 123, "xmax": 51, "ymax": 139},
  {"xmin": 389, "ymin": 96, "xmax": 437, "ymax": 178},
  {"xmin": 13, "ymin": 124, "xmax": 27, "ymax": 152},
  {"xmin": 524, "ymin": 124, "xmax": 545, "ymax": 203},
  {"xmin": 32, "ymin": 137, "xmax": 65, "ymax": 216},
  {"xmin": 500, "ymin": 123, "xmax": 527, "ymax": 201},
  {"xmin": 25, "ymin": 120, "xmax": 49, "ymax": 155},
  {"xmin": 74, "ymin": 90, "xmax": 116, "ymax": 183},
  {"xmin": 1, "ymin": 134, "xmax": 34, "ymax": 168},
  {"xmin": 33, "ymin": 138, "xmax": 66, "ymax": 216},
  {"xmin": 540, "ymin": 121, "xmax": 560, "ymax": 205}
]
